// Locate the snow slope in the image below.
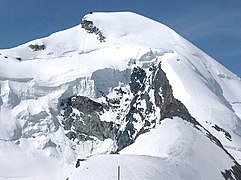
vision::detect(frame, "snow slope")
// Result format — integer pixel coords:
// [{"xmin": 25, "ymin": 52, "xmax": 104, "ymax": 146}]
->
[
  {"xmin": 70, "ymin": 118, "xmax": 235, "ymax": 180},
  {"xmin": 0, "ymin": 12, "xmax": 241, "ymax": 179}
]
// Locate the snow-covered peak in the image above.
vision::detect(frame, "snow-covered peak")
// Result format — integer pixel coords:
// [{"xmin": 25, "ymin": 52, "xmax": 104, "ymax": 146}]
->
[
  {"xmin": 0, "ymin": 12, "xmax": 241, "ymax": 180},
  {"xmin": 0, "ymin": 12, "xmax": 196, "ymax": 61},
  {"xmin": 84, "ymin": 12, "xmax": 176, "ymax": 42}
]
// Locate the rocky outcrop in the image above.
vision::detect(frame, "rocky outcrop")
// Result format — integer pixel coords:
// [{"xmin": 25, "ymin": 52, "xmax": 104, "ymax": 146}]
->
[
  {"xmin": 28, "ymin": 44, "xmax": 46, "ymax": 51},
  {"xmin": 60, "ymin": 96, "xmax": 118, "ymax": 142},
  {"xmin": 116, "ymin": 66, "xmax": 155, "ymax": 151},
  {"xmin": 15, "ymin": 57, "xmax": 22, "ymax": 61},
  {"xmin": 222, "ymin": 164, "xmax": 241, "ymax": 180},
  {"xmin": 151, "ymin": 62, "xmax": 196, "ymax": 123},
  {"xmin": 81, "ymin": 19, "xmax": 106, "ymax": 42},
  {"xmin": 59, "ymin": 61, "xmax": 220, "ymax": 150},
  {"xmin": 212, "ymin": 124, "xmax": 232, "ymax": 141},
  {"xmin": 60, "ymin": 59, "xmax": 241, "ymax": 176},
  {"xmin": 116, "ymin": 62, "xmax": 197, "ymax": 151}
]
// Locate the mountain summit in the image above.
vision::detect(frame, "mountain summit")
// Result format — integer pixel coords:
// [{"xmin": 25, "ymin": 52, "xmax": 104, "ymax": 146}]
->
[{"xmin": 0, "ymin": 12, "xmax": 241, "ymax": 180}]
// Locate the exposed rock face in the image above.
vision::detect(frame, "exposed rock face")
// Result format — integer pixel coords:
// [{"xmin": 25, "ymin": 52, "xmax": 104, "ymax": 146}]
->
[
  {"xmin": 60, "ymin": 61, "xmax": 199, "ymax": 151},
  {"xmin": 61, "ymin": 96, "xmax": 118, "ymax": 141},
  {"xmin": 15, "ymin": 57, "xmax": 22, "ymax": 61},
  {"xmin": 212, "ymin": 124, "xmax": 232, "ymax": 141},
  {"xmin": 81, "ymin": 19, "xmax": 106, "ymax": 42},
  {"xmin": 28, "ymin": 44, "xmax": 46, "ymax": 51},
  {"xmin": 151, "ymin": 62, "xmax": 196, "ymax": 123},
  {"xmin": 222, "ymin": 164, "xmax": 241, "ymax": 180},
  {"xmin": 116, "ymin": 66, "xmax": 155, "ymax": 151},
  {"xmin": 60, "ymin": 59, "xmax": 241, "ymax": 176},
  {"xmin": 115, "ymin": 61, "xmax": 205, "ymax": 151}
]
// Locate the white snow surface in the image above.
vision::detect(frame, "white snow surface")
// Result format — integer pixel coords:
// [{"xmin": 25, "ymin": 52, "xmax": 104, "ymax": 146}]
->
[
  {"xmin": 70, "ymin": 118, "xmax": 234, "ymax": 180},
  {"xmin": 0, "ymin": 12, "xmax": 241, "ymax": 179}
]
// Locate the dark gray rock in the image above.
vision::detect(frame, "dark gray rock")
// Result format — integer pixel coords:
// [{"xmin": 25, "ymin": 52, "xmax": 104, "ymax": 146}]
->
[
  {"xmin": 151, "ymin": 62, "xmax": 198, "ymax": 124},
  {"xmin": 28, "ymin": 44, "xmax": 46, "ymax": 51},
  {"xmin": 129, "ymin": 67, "xmax": 146, "ymax": 94},
  {"xmin": 81, "ymin": 19, "xmax": 106, "ymax": 42},
  {"xmin": 75, "ymin": 159, "xmax": 86, "ymax": 168},
  {"xmin": 60, "ymin": 96, "xmax": 119, "ymax": 141},
  {"xmin": 116, "ymin": 129, "xmax": 134, "ymax": 151},
  {"xmin": 15, "ymin": 57, "xmax": 22, "ymax": 61},
  {"xmin": 222, "ymin": 164, "xmax": 241, "ymax": 180},
  {"xmin": 212, "ymin": 124, "xmax": 232, "ymax": 141},
  {"xmin": 59, "ymin": 62, "xmax": 241, "ymax": 176}
]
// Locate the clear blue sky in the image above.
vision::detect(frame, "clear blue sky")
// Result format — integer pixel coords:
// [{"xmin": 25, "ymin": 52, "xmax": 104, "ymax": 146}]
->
[{"xmin": 0, "ymin": 0, "xmax": 240, "ymax": 77}]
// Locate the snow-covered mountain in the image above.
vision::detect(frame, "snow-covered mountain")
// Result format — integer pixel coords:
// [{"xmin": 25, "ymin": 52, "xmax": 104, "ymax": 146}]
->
[{"xmin": 0, "ymin": 12, "xmax": 241, "ymax": 180}]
